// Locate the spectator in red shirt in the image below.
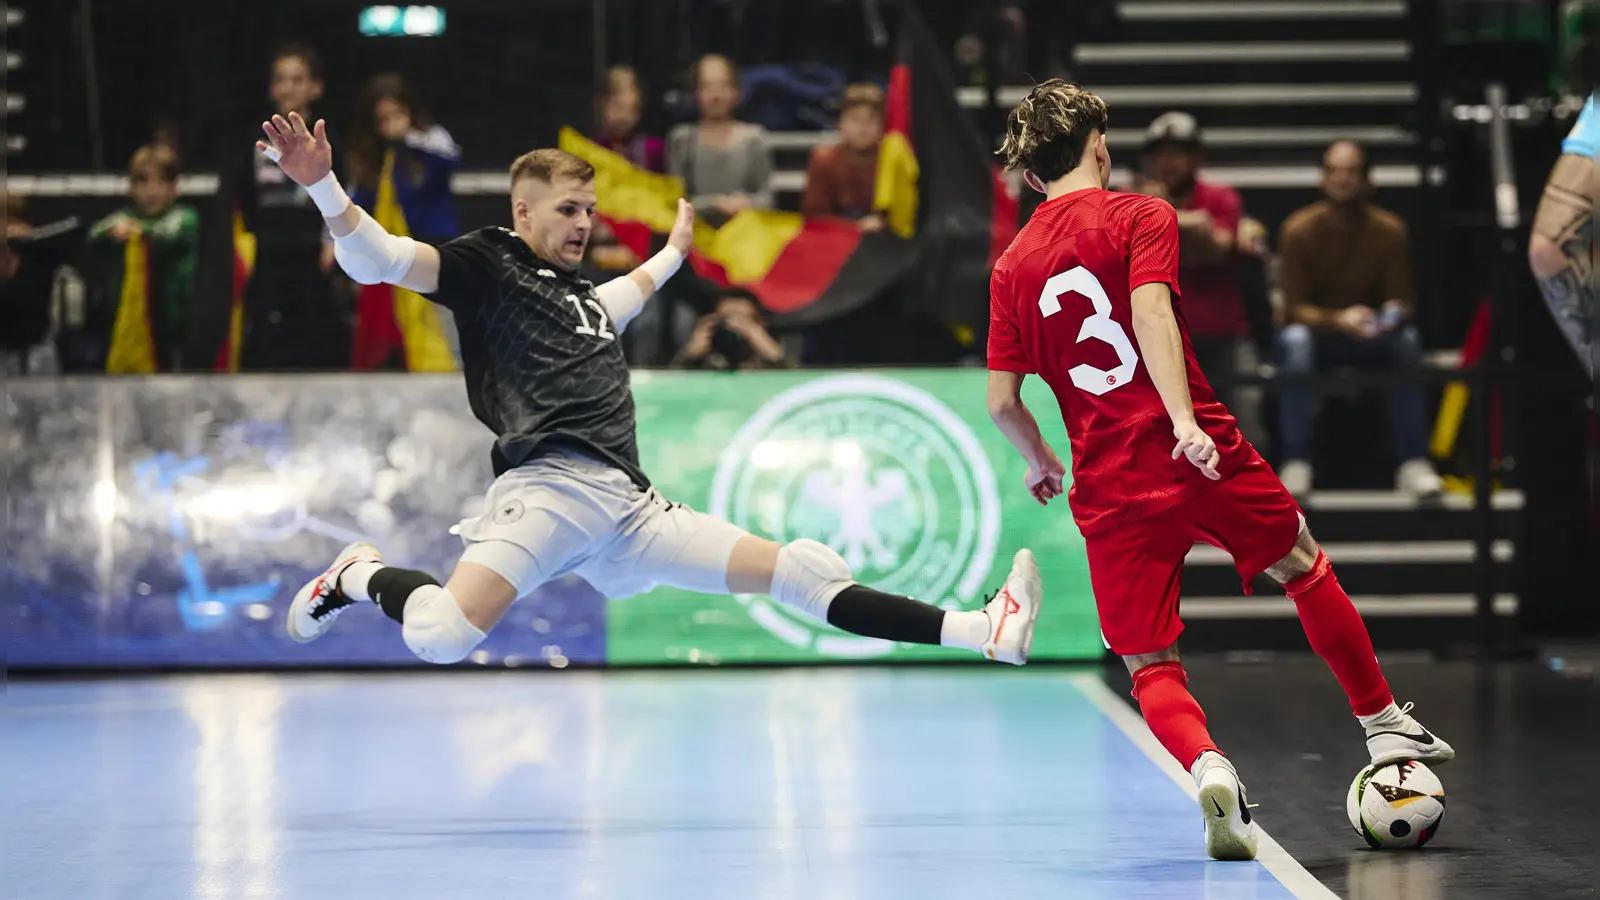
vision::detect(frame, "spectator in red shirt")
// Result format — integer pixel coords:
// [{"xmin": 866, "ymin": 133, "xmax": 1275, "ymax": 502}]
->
[{"xmin": 1134, "ymin": 111, "xmax": 1265, "ymax": 448}]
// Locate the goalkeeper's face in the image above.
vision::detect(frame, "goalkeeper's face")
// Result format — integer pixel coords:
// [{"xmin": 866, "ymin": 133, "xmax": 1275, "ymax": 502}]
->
[{"xmin": 513, "ymin": 175, "xmax": 597, "ymax": 270}]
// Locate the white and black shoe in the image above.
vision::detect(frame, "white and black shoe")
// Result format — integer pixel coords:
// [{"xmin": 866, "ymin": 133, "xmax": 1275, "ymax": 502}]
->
[
  {"xmin": 979, "ymin": 548, "xmax": 1043, "ymax": 665},
  {"xmin": 1192, "ymin": 751, "xmax": 1259, "ymax": 861},
  {"xmin": 286, "ymin": 541, "xmax": 381, "ymax": 643},
  {"xmin": 1364, "ymin": 701, "xmax": 1456, "ymax": 767}
]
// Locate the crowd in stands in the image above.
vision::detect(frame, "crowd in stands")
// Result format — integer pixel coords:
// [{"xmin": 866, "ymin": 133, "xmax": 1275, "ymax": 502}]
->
[{"xmin": 2, "ymin": 27, "xmax": 1449, "ymax": 497}]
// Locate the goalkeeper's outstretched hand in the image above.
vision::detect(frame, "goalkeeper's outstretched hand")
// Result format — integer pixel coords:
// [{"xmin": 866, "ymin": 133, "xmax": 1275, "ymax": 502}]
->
[{"xmin": 257, "ymin": 111, "xmax": 333, "ymax": 188}]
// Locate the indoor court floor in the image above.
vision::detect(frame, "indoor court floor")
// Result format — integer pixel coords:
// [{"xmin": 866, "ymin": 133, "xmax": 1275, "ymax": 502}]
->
[{"xmin": 5, "ymin": 658, "xmax": 1596, "ymax": 899}]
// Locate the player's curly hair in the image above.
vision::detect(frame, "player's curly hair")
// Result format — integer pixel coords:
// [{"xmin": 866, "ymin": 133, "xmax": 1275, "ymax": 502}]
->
[{"xmin": 998, "ymin": 80, "xmax": 1110, "ymax": 183}]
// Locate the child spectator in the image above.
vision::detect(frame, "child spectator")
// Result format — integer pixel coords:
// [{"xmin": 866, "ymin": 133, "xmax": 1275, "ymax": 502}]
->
[
  {"xmin": 802, "ymin": 83, "xmax": 887, "ymax": 230},
  {"xmin": 344, "ymin": 73, "xmax": 461, "ymax": 371},
  {"xmin": 595, "ymin": 66, "xmax": 665, "ymax": 173},
  {"xmin": 234, "ymin": 42, "xmax": 348, "ymax": 370},
  {"xmin": 668, "ymin": 55, "xmax": 774, "ymax": 227},
  {"xmin": 86, "ymin": 145, "xmax": 200, "ymax": 372}
]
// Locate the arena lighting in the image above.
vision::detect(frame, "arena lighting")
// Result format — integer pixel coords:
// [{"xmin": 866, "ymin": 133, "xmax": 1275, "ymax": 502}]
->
[{"xmin": 359, "ymin": 6, "xmax": 445, "ymax": 37}]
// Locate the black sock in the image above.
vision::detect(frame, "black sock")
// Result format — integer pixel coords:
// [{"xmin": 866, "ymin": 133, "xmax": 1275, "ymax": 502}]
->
[
  {"xmin": 367, "ymin": 567, "xmax": 441, "ymax": 624},
  {"xmin": 825, "ymin": 585, "xmax": 945, "ymax": 645}
]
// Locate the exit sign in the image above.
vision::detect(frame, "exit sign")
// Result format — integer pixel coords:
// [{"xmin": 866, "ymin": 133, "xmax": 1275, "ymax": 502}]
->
[{"xmin": 360, "ymin": 6, "xmax": 446, "ymax": 37}]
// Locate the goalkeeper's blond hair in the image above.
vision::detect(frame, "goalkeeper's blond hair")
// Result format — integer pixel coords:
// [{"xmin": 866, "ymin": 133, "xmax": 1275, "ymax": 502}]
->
[{"xmin": 998, "ymin": 80, "xmax": 1110, "ymax": 183}]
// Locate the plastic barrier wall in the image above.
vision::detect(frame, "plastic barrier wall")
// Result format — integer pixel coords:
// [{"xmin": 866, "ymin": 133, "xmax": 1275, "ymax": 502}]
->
[{"xmin": 4, "ymin": 371, "xmax": 1101, "ymax": 668}]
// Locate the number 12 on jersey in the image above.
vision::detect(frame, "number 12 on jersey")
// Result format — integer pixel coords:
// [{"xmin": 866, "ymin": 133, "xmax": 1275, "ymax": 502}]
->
[
  {"xmin": 566, "ymin": 294, "xmax": 615, "ymax": 341},
  {"xmin": 1039, "ymin": 266, "xmax": 1139, "ymax": 396}
]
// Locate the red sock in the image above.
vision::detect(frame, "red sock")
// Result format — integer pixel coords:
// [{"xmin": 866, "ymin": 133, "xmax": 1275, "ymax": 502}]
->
[
  {"xmin": 1285, "ymin": 551, "xmax": 1393, "ymax": 716},
  {"xmin": 1131, "ymin": 661, "xmax": 1219, "ymax": 768}
]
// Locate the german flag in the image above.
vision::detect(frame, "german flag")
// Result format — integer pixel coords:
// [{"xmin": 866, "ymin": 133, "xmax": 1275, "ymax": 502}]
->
[
  {"xmin": 874, "ymin": 55, "xmax": 918, "ymax": 239},
  {"xmin": 350, "ymin": 149, "xmax": 458, "ymax": 371},
  {"xmin": 559, "ymin": 3, "xmax": 1010, "ymax": 334},
  {"xmin": 214, "ymin": 211, "xmax": 253, "ymax": 372}
]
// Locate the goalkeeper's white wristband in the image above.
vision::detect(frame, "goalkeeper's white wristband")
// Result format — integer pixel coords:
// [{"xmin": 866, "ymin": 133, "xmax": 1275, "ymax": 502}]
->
[
  {"xmin": 638, "ymin": 245, "xmax": 685, "ymax": 290},
  {"xmin": 304, "ymin": 172, "xmax": 353, "ymax": 218}
]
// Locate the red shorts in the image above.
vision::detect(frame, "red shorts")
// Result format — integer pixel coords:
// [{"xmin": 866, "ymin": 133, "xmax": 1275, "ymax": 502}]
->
[{"xmin": 1084, "ymin": 452, "xmax": 1302, "ymax": 656}]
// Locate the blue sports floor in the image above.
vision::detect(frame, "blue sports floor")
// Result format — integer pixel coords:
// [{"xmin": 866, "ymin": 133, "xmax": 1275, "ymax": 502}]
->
[{"xmin": 4, "ymin": 669, "xmax": 1323, "ymax": 899}]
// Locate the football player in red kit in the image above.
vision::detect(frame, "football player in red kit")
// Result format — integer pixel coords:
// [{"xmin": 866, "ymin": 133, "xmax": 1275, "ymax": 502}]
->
[{"xmin": 985, "ymin": 80, "xmax": 1455, "ymax": 861}]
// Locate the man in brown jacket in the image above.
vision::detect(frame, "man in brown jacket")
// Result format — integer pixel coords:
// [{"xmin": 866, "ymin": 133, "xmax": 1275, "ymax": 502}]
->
[{"xmin": 1274, "ymin": 141, "xmax": 1443, "ymax": 498}]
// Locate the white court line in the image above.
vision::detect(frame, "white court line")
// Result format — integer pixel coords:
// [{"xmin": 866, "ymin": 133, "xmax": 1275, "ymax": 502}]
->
[{"xmin": 1070, "ymin": 673, "xmax": 1341, "ymax": 900}]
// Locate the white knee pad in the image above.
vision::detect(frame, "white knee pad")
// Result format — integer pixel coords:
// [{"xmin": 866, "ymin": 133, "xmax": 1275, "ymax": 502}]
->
[
  {"xmin": 401, "ymin": 585, "xmax": 487, "ymax": 664},
  {"xmin": 771, "ymin": 539, "xmax": 854, "ymax": 622}
]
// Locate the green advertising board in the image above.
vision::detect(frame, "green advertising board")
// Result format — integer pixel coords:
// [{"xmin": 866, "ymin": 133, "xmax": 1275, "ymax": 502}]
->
[{"xmin": 612, "ymin": 369, "xmax": 1101, "ymax": 664}]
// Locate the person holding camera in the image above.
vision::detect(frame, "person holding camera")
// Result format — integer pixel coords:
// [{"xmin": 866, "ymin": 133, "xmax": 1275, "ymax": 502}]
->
[{"xmin": 672, "ymin": 289, "xmax": 792, "ymax": 370}]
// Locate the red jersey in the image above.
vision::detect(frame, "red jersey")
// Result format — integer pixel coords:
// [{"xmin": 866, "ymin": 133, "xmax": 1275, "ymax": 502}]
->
[{"xmin": 988, "ymin": 187, "xmax": 1249, "ymax": 535}]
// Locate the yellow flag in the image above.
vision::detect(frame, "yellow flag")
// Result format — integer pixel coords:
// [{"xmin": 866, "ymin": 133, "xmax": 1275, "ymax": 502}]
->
[
  {"xmin": 873, "ymin": 130, "xmax": 919, "ymax": 239},
  {"xmin": 106, "ymin": 231, "xmax": 158, "ymax": 374}
]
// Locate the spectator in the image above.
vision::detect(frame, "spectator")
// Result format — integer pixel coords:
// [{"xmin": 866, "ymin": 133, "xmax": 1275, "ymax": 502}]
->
[
  {"xmin": 1275, "ymin": 141, "xmax": 1443, "ymax": 498},
  {"xmin": 801, "ymin": 83, "xmax": 887, "ymax": 230},
  {"xmin": 587, "ymin": 67, "xmax": 659, "ymax": 274},
  {"xmin": 348, "ymin": 73, "xmax": 462, "ymax": 244},
  {"xmin": 952, "ymin": 4, "xmax": 1031, "ymax": 88},
  {"xmin": 667, "ymin": 54, "xmax": 774, "ymax": 228},
  {"xmin": 85, "ymin": 145, "xmax": 200, "ymax": 372},
  {"xmin": 595, "ymin": 66, "xmax": 665, "ymax": 173},
  {"xmin": 2, "ymin": 194, "xmax": 82, "ymax": 375},
  {"xmin": 236, "ymin": 42, "xmax": 348, "ymax": 370},
  {"xmin": 346, "ymin": 72, "xmax": 462, "ymax": 371},
  {"xmin": 1135, "ymin": 112, "xmax": 1266, "ymax": 447},
  {"xmin": 673, "ymin": 290, "xmax": 793, "ymax": 370}
]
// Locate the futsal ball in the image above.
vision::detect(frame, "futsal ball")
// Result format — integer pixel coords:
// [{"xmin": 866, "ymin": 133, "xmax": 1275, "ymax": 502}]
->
[{"xmin": 1345, "ymin": 760, "xmax": 1446, "ymax": 849}]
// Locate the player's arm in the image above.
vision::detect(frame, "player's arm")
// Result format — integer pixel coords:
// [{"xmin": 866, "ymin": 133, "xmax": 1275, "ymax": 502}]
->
[
  {"xmin": 257, "ymin": 112, "xmax": 441, "ymax": 294},
  {"xmin": 1130, "ymin": 282, "xmax": 1220, "ymax": 480},
  {"xmin": 591, "ymin": 199, "xmax": 694, "ymax": 332},
  {"xmin": 1527, "ymin": 152, "xmax": 1594, "ymax": 370},
  {"xmin": 986, "ymin": 269, "xmax": 1066, "ymax": 504},
  {"xmin": 986, "ymin": 371, "xmax": 1049, "ymax": 458},
  {"xmin": 1128, "ymin": 199, "xmax": 1220, "ymax": 479},
  {"xmin": 987, "ymin": 371, "xmax": 1066, "ymax": 505}
]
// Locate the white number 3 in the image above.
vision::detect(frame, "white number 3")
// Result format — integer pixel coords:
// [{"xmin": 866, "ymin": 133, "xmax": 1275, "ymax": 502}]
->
[{"xmin": 1038, "ymin": 266, "xmax": 1138, "ymax": 396}]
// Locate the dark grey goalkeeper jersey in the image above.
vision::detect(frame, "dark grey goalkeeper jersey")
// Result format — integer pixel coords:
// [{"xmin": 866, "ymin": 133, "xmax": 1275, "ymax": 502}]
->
[{"xmin": 422, "ymin": 226, "xmax": 647, "ymax": 487}]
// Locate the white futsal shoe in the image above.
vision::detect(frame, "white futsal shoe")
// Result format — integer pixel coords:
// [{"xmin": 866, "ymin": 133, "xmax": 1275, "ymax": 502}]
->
[
  {"xmin": 1192, "ymin": 751, "xmax": 1258, "ymax": 862},
  {"xmin": 980, "ymin": 548, "xmax": 1043, "ymax": 665},
  {"xmin": 1363, "ymin": 702, "xmax": 1456, "ymax": 767},
  {"xmin": 286, "ymin": 541, "xmax": 382, "ymax": 643}
]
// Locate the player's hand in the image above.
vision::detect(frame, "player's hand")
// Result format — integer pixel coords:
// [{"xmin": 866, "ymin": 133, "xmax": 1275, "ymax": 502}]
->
[
  {"xmin": 1172, "ymin": 422, "xmax": 1221, "ymax": 481},
  {"xmin": 667, "ymin": 198, "xmax": 695, "ymax": 254},
  {"xmin": 1335, "ymin": 305, "xmax": 1377, "ymax": 337},
  {"xmin": 1024, "ymin": 451, "xmax": 1066, "ymax": 506},
  {"xmin": 256, "ymin": 112, "xmax": 333, "ymax": 187}
]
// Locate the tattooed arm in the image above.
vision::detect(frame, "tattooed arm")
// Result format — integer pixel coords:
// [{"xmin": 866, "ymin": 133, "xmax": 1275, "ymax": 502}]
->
[{"xmin": 1528, "ymin": 153, "xmax": 1595, "ymax": 376}]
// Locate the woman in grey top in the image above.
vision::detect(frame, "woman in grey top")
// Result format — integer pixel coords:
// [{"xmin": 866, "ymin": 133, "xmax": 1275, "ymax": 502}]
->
[{"xmin": 667, "ymin": 54, "xmax": 773, "ymax": 227}]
